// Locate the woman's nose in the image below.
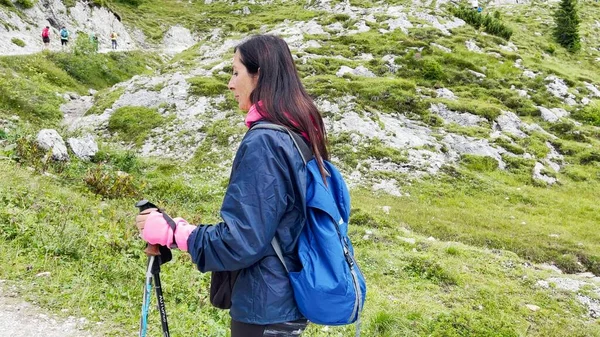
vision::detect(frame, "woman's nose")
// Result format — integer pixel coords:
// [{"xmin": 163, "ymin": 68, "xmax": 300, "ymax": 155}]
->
[{"xmin": 228, "ymin": 78, "xmax": 234, "ymax": 91}]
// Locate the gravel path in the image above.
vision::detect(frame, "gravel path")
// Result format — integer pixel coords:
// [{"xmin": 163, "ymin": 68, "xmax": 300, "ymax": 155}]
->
[{"xmin": 0, "ymin": 285, "xmax": 95, "ymax": 337}]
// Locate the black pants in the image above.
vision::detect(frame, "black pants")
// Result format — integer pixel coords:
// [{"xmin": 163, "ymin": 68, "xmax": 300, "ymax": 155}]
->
[{"xmin": 231, "ymin": 319, "xmax": 308, "ymax": 337}]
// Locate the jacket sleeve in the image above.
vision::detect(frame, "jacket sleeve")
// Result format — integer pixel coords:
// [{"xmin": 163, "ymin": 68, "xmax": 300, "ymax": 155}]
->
[{"xmin": 187, "ymin": 130, "xmax": 294, "ymax": 272}]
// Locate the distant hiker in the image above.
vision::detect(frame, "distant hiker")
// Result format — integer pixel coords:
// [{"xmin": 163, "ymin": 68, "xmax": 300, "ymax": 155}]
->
[
  {"xmin": 89, "ymin": 32, "xmax": 99, "ymax": 52},
  {"xmin": 110, "ymin": 31, "xmax": 118, "ymax": 50},
  {"xmin": 41, "ymin": 26, "xmax": 50, "ymax": 48},
  {"xmin": 60, "ymin": 26, "xmax": 69, "ymax": 48}
]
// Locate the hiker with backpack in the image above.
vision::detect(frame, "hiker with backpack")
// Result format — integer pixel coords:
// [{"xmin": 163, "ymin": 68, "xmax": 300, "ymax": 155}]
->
[
  {"xmin": 41, "ymin": 26, "xmax": 50, "ymax": 49},
  {"xmin": 60, "ymin": 27, "xmax": 69, "ymax": 48},
  {"xmin": 135, "ymin": 34, "xmax": 365, "ymax": 337},
  {"xmin": 110, "ymin": 31, "xmax": 118, "ymax": 50}
]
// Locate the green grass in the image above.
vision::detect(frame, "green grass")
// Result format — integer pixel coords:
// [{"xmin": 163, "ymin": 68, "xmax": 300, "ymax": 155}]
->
[
  {"xmin": 86, "ymin": 87, "xmax": 125, "ymax": 115},
  {"xmin": 0, "ymin": 51, "xmax": 161, "ymax": 124},
  {"xmin": 1, "ymin": 157, "xmax": 599, "ymax": 336},
  {"xmin": 10, "ymin": 37, "xmax": 25, "ymax": 47},
  {"xmin": 187, "ymin": 76, "xmax": 229, "ymax": 97},
  {"xmin": 107, "ymin": 106, "xmax": 165, "ymax": 146}
]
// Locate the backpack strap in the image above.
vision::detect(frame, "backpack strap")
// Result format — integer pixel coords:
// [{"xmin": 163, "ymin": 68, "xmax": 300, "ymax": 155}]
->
[
  {"xmin": 249, "ymin": 123, "xmax": 313, "ymax": 273},
  {"xmin": 249, "ymin": 123, "xmax": 314, "ymax": 164}
]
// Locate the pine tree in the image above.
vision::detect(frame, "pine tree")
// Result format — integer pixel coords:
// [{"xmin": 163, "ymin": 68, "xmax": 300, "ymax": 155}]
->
[{"xmin": 554, "ymin": 0, "xmax": 581, "ymax": 53}]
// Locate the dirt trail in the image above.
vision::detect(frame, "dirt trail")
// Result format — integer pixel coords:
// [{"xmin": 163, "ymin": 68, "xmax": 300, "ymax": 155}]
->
[{"xmin": 0, "ymin": 285, "xmax": 95, "ymax": 337}]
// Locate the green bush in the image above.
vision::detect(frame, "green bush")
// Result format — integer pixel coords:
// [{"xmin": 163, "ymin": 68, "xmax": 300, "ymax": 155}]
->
[
  {"xmin": 84, "ymin": 165, "xmax": 141, "ymax": 199},
  {"xmin": 452, "ymin": 6, "xmax": 513, "ymax": 40},
  {"xmin": 187, "ymin": 76, "xmax": 228, "ymax": 96},
  {"xmin": 116, "ymin": 0, "xmax": 144, "ymax": 5},
  {"xmin": 15, "ymin": 0, "xmax": 33, "ymax": 8},
  {"xmin": 571, "ymin": 102, "xmax": 600, "ymax": 126},
  {"xmin": 11, "ymin": 38, "xmax": 25, "ymax": 47},
  {"xmin": 403, "ymin": 256, "xmax": 458, "ymax": 286},
  {"xmin": 0, "ymin": 0, "xmax": 14, "ymax": 7},
  {"xmin": 460, "ymin": 154, "xmax": 499, "ymax": 172},
  {"xmin": 422, "ymin": 59, "xmax": 445, "ymax": 81},
  {"xmin": 107, "ymin": 106, "xmax": 165, "ymax": 146},
  {"xmin": 349, "ymin": 208, "xmax": 380, "ymax": 227}
]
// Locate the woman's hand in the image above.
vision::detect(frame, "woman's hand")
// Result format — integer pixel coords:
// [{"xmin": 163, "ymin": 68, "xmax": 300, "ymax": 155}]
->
[{"xmin": 137, "ymin": 211, "xmax": 197, "ymax": 251}]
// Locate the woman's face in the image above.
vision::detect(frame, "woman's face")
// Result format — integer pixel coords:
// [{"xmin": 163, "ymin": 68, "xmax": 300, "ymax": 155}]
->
[{"xmin": 228, "ymin": 51, "xmax": 258, "ymax": 111}]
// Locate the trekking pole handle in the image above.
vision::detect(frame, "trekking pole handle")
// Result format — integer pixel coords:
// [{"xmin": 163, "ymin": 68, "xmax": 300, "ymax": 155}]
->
[
  {"xmin": 135, "ymin": 200, "xmax": 179, "ymax": 255},
  {"xmin": 136, "ymin": 200, "xmax": 161, "ymax": 256}
]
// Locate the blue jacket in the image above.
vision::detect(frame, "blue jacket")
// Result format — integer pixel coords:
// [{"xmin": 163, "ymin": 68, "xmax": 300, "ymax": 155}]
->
[{"xmin": 187, "ymin": 124, "xmax": 307, "ymax": 324}]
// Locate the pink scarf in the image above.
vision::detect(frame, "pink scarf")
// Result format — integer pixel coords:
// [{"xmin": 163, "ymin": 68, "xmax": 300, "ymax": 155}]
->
[{"xmin": 245, "ymin": 102, "xmax": 310, "ymax": 140}]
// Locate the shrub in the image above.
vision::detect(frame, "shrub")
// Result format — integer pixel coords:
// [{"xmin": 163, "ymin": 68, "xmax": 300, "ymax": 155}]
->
[
  {"xmin": 115, "ymin": 0, "xmax": 144, "ymax": 6},
  {"xmin": 554, "ymin": 0, "xmax": 581, "ymax": 53},
  {"xmin": 422, "ymin": 59, "xmax": 445, "ymax": 81},
  {"xmin": 578, "ymin": 150, "xmax": 600, "ymax": 165},
  {"xmin": 571, "ymin": 102, "xmax": 600, "ymax": 126},
  {"xmin": 0, "ymin": 0, "xmax": 14, "ymax": 7},
  {"xmin": 14, "ymin": 136, "xmax": 51, "ymax": 172},
  {"xmin": 15, "ymin": 0, "xmax": 33, "ymax": 8},
  {"xmin": 107, "ymin": 106, "xmax": 165, "ymax": 146},
  {"xmin": 11, "ymin": 38, "xmax": 25, "ymax": 47},
  {"xmin": 460, "ymin": 154, "xmax": 499, "ymax": 172},
  {"xmin": 349, "ymin": 208, "xmax": 379, "ymax": 227},
  {"xmin": 403, "ymin": 256, "xmax": 458, "ymax": 286},
  {"xmin": 452, "ymin": 6, "xmax": 512, "ymax": 40},
  {"xmin": 187, "ymin": 76, "xmax": 228, "ymax": 96},
  {"xmin": 84, "ymin": 165, "xmax": 141, "ymax": 199}
]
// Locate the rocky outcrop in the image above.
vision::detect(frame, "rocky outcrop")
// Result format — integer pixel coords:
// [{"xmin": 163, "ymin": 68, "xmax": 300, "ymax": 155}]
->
[{"xmin": 0, "ymin": 0, "xmax": 137, "ymax": 55}]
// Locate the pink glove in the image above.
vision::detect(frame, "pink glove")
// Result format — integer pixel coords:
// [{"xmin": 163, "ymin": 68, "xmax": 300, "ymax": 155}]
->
[{"xmin": 141, "ymin": 212, "xmax": 197, "ymax": 252}]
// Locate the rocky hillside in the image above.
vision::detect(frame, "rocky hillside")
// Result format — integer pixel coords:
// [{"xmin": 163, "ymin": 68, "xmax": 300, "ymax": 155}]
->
[
  {"xmin": 1, "ymin": 0, "xmax": 600, "ymax": 336},
  {"xmin": 52, "ymin": 0, "xmax": 600, "ymax": 191},
  {"xmin": 0, "ymin": 0, "xmax": 198, "ymax": 54}
]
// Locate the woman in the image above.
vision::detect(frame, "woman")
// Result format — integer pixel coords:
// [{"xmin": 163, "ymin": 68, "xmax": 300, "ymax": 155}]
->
[{"xmin": 136, "ymin": 35, "xmax": 329, "ymax": 337}]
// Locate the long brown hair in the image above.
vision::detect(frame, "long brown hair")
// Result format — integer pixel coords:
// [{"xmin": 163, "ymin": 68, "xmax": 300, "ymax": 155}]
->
[{"xmin": 235, "ymin": 35, "xmax": 329, "ymax": 180}]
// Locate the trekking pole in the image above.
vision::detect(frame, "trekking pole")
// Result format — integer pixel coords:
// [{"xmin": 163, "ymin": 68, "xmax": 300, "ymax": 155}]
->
[{"xmin": 136, "ymin": 200, "xmax": 177, "ymax": 337}]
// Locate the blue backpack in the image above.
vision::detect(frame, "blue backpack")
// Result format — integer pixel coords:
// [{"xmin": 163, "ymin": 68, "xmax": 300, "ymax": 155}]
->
[{"xmin": 252, "ymin": 124, "xmax": 367, "ymax": 334}]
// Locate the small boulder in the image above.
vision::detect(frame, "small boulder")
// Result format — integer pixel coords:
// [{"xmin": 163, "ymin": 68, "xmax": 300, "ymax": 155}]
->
[
  {"xmin": 67, "ymin": 135, "xmax": 99, "ymax": 161},
  {"xmin": 36, "ymin": 129, "xmax": 69, "ymax": 161}
]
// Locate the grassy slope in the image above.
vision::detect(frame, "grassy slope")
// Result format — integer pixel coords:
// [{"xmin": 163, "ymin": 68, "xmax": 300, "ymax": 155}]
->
[
  {"xmin": 1, "ymin": 0, "xmax": 600, "ymax": 336},
  {"xmin": 1, "ymin": 157, "xmax": 599, "ymax": 336},
  {"xmin": 0, "ymin": 50, "xmax": 161, "ymax": 125}
]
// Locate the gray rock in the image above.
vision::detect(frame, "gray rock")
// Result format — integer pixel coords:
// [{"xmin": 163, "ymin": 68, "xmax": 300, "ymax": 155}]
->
[
  {"xmin": 435, "ymin": 89, "xmax": 457, "ymax": 100},
  {"xmin": 430, "ymin": 103, "xmax": 486, "ymax": 127},
  {"xmin": 522, "ymin": 70, "xmax": 537, "ymax": 78},
  {"xmin": 67, "ymin": 135, "xmax": 98, "ymax": 161},
  {"xmin": 533, "ymin": 162, "xmax": 557, "ymax": 184},
  {"xmin": 539, "ymin": 106, "xmax": 560, "ymax": 122},
  {"xmin": 162, "ymin": 25, "xmax": 197, "ymax": 54},
  {"xmin": 442, "ymin": 133, "xmax": 506, "ymax": 169},
  {"xmin": 431, "ymin": 43, "xmax": 451, "ymax": 53},
  {"xmin": 335, "ymin": 65, "xmax": 375, "ymax": 77},
  {"xmin": 468, "ymin": 69, "xmax": 486, "ymax": 78},
  {"xmin": 584, "ymin": 82, "xmax": 600, "ymax": 97},
  {"xmin": 495, "ymin": 111, "xmax": 527, "ymax": 138},
  {"xmin": 466, "ymin": 40, "xmax": 482, "ymax": 53},
  {"xmin": 36, "ymin": 129, "xmax": 69, "ymax": 161},
  {"xmin": 384, "ymin": 14, "xmax": 413, "ymax": 33}
]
